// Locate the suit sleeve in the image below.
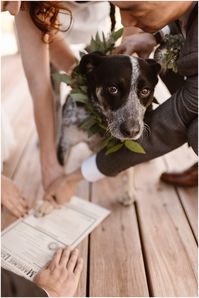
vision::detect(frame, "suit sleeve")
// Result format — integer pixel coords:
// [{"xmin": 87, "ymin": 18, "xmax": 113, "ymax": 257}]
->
[{"xmin": 1, "ymin": 268, "xmax": 48, "ymax": 297}]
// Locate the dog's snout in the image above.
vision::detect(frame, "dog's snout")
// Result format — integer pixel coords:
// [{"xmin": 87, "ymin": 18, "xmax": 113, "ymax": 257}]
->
[{"xmin": 120, "ymin": 122, "xmax": 140, "ymax": 139}]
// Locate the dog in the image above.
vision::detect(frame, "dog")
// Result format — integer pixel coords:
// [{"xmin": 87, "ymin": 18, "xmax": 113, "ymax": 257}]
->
[{"xmin": 57, "ymin": 52, "xmax": 160, "ymax": 205}]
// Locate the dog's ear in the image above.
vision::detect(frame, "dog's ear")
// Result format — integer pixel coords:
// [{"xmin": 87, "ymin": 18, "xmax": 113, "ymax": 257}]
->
[
  {"xmin": 79, "ymin": 51, "xmax": 106, "ymax": 75},
  {"xmin": 146, "ymin": 59, "xmax": 161, "ymax": 74}
]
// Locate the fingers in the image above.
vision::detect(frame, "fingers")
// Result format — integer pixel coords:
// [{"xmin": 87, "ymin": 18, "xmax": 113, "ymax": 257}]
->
[
  {"xmin": 74, "ymin": 258, "xmax": 84, "ymax": 277},
  {"xmin": 59, "ymin": 247, "xmax": 71, "ymax": 267},
  {"xmin": 48, "ymin": 247, "xmax": 82, "ymax": 274},
  {"xmin": 34, "ymin": 200, "xmax": 59, "ymax": 217},
  {"xmin": 5, "ymin": 200, "xmax": 28, "ymax": 218},
  {"xmin": 67, "ymin": 248, "xmax": 79, "ymax": 272},
  {"xmin": 49, "ymin": 248, "xmax": 63, "ymax": 271}
]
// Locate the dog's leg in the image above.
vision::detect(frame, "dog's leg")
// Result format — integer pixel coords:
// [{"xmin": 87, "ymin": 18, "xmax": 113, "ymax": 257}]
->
[{"xmin": 117, "ymin": 168, "xmax": 135, "ymax": 206}]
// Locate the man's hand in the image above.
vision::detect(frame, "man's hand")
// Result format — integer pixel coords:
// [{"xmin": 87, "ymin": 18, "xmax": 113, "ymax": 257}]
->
[
  {"xmin": 1, "ymin": 175, "xmax": 29, "ymax": 218},
  {"xmin": 34, "ymin": 247, "xmax": 83, "ymax": 297},
  {"xmin": 113, "ymin": 31, "xmax": 157, "ymax": 58}
]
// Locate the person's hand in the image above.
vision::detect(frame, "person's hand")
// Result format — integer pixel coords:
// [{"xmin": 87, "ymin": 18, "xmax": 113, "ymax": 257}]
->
[
  {"xmin": 1, "ymin": 175, "xmax": 29, "ymax": 218},
  {"xmin": 35, "ymin": 169, "xmax": 83, "ymax": 217},
  {"xmin": 34, "ymin": 247, "xmax": 83, "ymax": 297},
  {"xmin": 34, "ymin": 175, "xmax": 76, "ymax": 217},
  {"xmin": 44, "ymin": 174, "xmax": 77, "ymax": 205},
  {"xmin": 113, "ymin": 31, "xmax": 157, "ymax": 58}
]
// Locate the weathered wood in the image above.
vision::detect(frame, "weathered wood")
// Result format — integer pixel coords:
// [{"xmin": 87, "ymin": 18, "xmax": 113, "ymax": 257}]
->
[
  {"xmin": 2, "ymin": 55, "xmax": 35, "ymax": 178},
  {"xmin": 65, "ymin": 143, "xmax": 91, "ymax": 297},
  {"xmin": 89, "ymin": 176, "xmax": 149, "ymax": 297},
  {"xmin": 163, "ymin": 145, "xmax": 198, "ymax": 240},
  {"xmin": 134, "ymin": 156, "xmax": 198, "ymax": 297}
]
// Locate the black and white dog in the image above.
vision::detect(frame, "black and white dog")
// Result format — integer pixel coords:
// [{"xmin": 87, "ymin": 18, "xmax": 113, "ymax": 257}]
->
[{"xmin": 58, "ymin": 52, "xmax": 160, "ymax": 205}]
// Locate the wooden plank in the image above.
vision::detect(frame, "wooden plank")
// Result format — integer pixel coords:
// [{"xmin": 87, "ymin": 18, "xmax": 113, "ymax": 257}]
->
[
  {"xmin": 2, "ymin": 117, "xmax": 35, "ymax": 179},
  {"xmin": 134, "ymin": 157, "xmax": 197, "ymax": 297},
  {"xmin": 1, "ymin": 55, "xmax": 25, "ymax": 102},
  {"xmin": 163, "ymin": 145, "xmax": 198, "ymax": 240},
  {"xmin": 2, "ymin": 54, "xmax": 35, "ymax": 178},
  {"xmin": 64, "ymin": 143, "xmax": 91, "ymax": 297},
  {"xmin": 89, "ymin": 175, "xmax": 149, "ymax": 297}
]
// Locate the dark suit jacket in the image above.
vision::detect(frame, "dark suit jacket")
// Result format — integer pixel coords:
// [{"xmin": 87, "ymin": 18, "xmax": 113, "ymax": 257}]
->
[
  {"xmin": 1, "ymin": 268, "xmax": 47, "ymax": 297},
  {"xmin": 96, "ymin": 4, "xmax": 198, "ymax": 176}
]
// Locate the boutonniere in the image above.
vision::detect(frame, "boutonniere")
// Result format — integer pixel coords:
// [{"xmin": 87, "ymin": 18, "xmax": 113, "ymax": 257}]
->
[
  {"xmin": 154, "ymin": 34, "xmax": 185, "ymax": 73},
  {"xmin": 53, "ymin": 29, "xmax": 145, "ymax": 155}
]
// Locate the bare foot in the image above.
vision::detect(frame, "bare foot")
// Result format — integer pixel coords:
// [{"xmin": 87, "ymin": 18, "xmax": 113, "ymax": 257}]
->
[
  {"xmin": 1, "ymin": 175, "xmax": 29, "ymax": 218},
  {"xmin": 34, "ymin": 247, "xmax": 83, "ymax": 297}
]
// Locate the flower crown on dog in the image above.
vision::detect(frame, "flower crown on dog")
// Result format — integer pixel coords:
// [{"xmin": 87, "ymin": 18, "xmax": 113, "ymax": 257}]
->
[{"xmin": 53, "ymin": 29, "xmax": 146, "ymax": 155}]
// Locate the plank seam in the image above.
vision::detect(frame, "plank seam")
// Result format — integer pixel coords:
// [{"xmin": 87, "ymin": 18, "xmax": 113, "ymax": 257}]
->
[
  {"xmin": 10, "ymin": 126, "xmax": 35, "ymax": 179},
  {"xmin": 86, "ymin": 235, "xmax": 91, "ymax": 298},
  {"xmin": 86, "ymin": 183, "xmax": 92, "ymax": 297},
  {"xmin": 175, "ymin": 187, "xmax": 198, "ymax": 245},
  {"xmin": 134, "ymin": 201, "xmax": 154, "ymax": 297},
  {"xmin": 163, "ymin": 157, "xmax": 198, "ymax": 245}
]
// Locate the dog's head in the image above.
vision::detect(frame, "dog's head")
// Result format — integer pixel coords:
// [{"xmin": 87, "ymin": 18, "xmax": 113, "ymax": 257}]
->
[{"xmin": 80, "ymin": 52, "xmax": 160, "ymax": 140}]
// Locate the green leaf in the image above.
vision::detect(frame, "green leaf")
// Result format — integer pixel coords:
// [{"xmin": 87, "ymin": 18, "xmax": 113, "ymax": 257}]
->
[
  {"xmin": 70, "ymin": 93, "xmax": 88, "ymax": 104},
  {"xmin": 52, "ymin": 73, "xmax": 71, "ymax": 84},
  {"xmin": 100, "ymin": 135, "xmax": 113, "ymax": 149},
  {"xmin": 124, "ymin": 140, "xmax": 145, "ymax": 154},
  {"xmin": 106, "ymin": 143, "xmax": 124, "ymax": 155},
  {"xmin": 111, "ymin": 28, "xmax": 124, "ymax": 42},
  {"xmin": 79, "ymin": 117, "xmax": 96, "ymax": 130},
  {"xmin": 87, "ymin": 124, "xmax": 101, "ymax": 137}
]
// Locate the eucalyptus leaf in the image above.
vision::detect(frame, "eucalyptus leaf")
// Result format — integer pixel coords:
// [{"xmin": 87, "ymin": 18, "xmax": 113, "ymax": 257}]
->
[
  {"xmin": 87, "ymin": 124, "xmax": 101, "ymax": 138},
  {"xmin": 111, "ymin": 28, "xmax": 124, "ymax": 42},
  {"xmin": 124, "ymin": 140, "xmax": 145, "ymax": 154},
  {"xmin": 106, "ymin": 143, "xmax": 124, "ymax": 155},
  {"xmin": 52, "ymin": 73, "xmax": 71, "ymax": 84},
  {"xmin": 80, "ymin": 117, "xmax": 96, "ymax": 130},
  {"xmin": 70, "ymin": 93, "xmax": 88, "ymax": 104}
]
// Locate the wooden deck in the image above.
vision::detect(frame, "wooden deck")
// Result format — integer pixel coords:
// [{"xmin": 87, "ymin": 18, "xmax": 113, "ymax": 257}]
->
[{"xmin": 1, "ymin": 54, "xmax": 198, "ymax": 297}]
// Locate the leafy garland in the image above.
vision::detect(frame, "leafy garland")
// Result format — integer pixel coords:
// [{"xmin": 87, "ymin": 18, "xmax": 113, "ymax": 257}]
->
[
  {"xmin": 154, "ymin": 33, "xmax": 185, "ymax": 73},
  {"xmin": 53, "ymin": 29, "xmax": 145, "ymax": 155}
]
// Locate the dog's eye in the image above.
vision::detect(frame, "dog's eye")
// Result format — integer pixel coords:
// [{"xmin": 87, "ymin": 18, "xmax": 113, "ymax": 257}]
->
[
  {"xmin": 140, "ymin": 88, "xmax": 151, "ymax": 98},
  {"xmin": 107, "ymin": 86, "xmax": 118, "ymax": 95}
]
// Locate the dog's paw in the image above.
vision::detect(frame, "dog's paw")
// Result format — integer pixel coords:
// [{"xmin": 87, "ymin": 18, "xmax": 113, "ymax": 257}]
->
[
  {"xmin": 34, "ymin": 201, "xmax": 56, "ymax": 217},
  {"xmin": 117, "ymin": 194, "xmax": 134, "ymax": 206}
]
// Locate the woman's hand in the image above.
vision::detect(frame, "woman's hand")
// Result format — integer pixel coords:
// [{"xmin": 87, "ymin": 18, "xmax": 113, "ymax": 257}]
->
[
  {"xmin": 44, "ymin": 174, "xmax": 77, "ymax": 205},
  {"xmin": 1, "ymin": 175, "xmax": 29, "ymax": 218},
  {"xmin": 44, "ymin": 169, "xmax": 83, "ymax": 205},
  {"xmin": 35, "ymin": 169, "xmax": 83, "ymax": 217}
]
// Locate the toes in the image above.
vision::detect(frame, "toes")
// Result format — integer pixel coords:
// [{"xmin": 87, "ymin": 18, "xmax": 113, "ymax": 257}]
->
[
  {"xmin": 74, "ymin": 257, "xmax": 84, "ymax": 277},
  {"xmin": 67, "ymin": 248, "xmax": 79, "ymax": 272}
]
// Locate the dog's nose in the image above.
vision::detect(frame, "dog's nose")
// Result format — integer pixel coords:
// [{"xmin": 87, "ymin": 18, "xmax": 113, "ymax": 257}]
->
[{"xmin": 120, "ymin": 122, "xmax": 140, "ymax": 138}]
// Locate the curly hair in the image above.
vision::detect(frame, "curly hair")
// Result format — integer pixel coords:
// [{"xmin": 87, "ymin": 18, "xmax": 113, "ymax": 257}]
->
[{"xmin": 27, "ymin": 1, "xmax": 72, "ymax": 42}]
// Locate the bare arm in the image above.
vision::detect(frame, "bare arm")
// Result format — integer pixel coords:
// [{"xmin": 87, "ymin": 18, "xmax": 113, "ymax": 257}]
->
[
  {"xmin": 15, "ymin": 8, "xmax": 64, "ymax": 189},
  {"xmin": 49, "ymin": 32, "xmax": 76, "ymax": 73}
]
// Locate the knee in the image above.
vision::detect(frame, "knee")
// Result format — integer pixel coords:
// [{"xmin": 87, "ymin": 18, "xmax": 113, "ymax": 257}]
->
[{"xmin": 187, "ymin": 118, "xmax": 198, "ymax": 155}]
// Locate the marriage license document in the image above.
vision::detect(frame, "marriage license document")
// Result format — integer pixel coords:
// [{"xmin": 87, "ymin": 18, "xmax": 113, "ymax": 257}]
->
[{"xmin": 1, "ymin": 196, "xmax": 110, "ymax": 281}]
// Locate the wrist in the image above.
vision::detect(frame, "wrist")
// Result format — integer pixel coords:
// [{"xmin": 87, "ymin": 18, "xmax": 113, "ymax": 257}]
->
[
  {"xmin": 41, "ymin": 159, "xmax": 65, "ymax": 190},
  {"xmin": 66, "ymin": 168, "xmax": 84, "ymax": 183}
]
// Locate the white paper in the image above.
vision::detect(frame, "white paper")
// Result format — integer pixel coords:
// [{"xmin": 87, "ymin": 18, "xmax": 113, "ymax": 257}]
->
[{"xmin": 1, "ymin": 196, "xmax": 110, "ymax": 281}]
